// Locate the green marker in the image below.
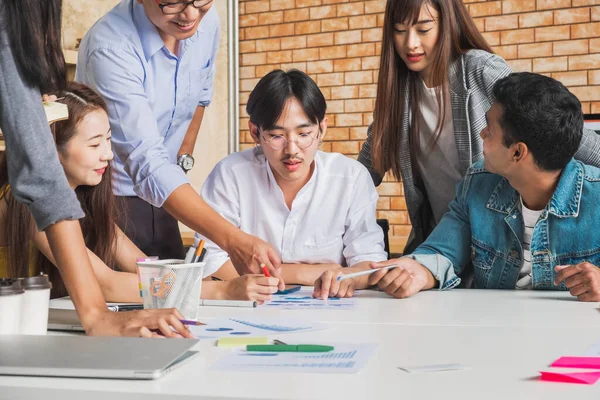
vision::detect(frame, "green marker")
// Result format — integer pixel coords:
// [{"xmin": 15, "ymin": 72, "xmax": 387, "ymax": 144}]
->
[{"xmin": 246, "ymin": 344, "xmax": 334, "ymax": 353}]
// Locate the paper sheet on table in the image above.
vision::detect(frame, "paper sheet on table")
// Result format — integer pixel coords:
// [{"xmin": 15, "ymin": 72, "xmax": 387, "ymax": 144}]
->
[
  {"xmin": 189, "ymin": 316, "xmax": 327, "ymax": 339},
  {"xmin": 398, "ymin": 364, "xmax": 469, "ymax": 373},
  {"xmin": 265, "ymin": 288, "xmax": 357, "ymax": 310},
  {"xmin": 211, "ymin": 343, "xmax": 377, "ymax": 374},
  {"xmin": 540, "ymin": 371, "xmax": 600, "ymax": 385},
  {"xmin": 551, "ymin": 356, "xmax": 600, "ymax": 369},
  {"xmin": 584, "ymin": 338, "xmax": 600, "ymax": 356}
]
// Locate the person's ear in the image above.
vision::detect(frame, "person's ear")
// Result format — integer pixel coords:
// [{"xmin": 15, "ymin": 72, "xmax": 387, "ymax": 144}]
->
[
  {"xmin": 318, "ymin": 117, "xmax": 328, "ymax": 144},
  {"xmin": 513, "ymin": 142, "xmax": 527, "ymax": 162},
  {"xmin": 248, "ymin": 121, "xmax": 260, "ymax": 144}
]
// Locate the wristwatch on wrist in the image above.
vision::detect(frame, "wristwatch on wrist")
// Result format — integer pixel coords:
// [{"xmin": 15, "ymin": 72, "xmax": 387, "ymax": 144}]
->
[{"xmin": 177, "ymin": 153, "xmax": 195, "ymax": 172}]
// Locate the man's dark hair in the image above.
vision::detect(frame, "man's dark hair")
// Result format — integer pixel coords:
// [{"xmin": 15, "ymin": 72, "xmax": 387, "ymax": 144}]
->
[
  {"xmin": 246, "ymin": 69, "xmax": 326, "ymax": 130},
  {"xmin": 493, "ymin": 72, "xmax": 583, "ymax": 171}
]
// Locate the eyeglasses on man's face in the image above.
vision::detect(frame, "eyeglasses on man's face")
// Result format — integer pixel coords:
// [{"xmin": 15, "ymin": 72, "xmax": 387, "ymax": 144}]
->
[
  {"xmin": 260, "ymin": 130, "xmax": 321, "ymax": 150},
  {"xmin": 154, "ymin": 0, "xmax": 213, "ymax": 15}
]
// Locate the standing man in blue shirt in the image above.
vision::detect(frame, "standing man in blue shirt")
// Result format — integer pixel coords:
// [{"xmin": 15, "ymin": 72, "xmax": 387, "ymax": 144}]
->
[{"xmin": 76, "ymin": 0, "xmax": 284, "ymax": 284}]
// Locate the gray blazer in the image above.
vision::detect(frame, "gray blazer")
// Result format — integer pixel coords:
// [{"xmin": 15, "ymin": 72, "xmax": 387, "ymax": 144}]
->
[{"xmin": 358, "ymin": 49, "xmax": 600, "ymax": 254}]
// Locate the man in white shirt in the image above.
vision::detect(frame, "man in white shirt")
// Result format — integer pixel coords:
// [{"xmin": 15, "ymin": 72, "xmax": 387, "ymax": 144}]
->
[{"xmin": 195, "ymin": 69, "xmax": 387, "ymax": 300}]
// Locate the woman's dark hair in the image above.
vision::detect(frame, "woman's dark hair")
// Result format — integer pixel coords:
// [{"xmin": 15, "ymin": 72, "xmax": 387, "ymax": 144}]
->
[
  {"xmin": 0, "ymin": 83, "xmax": 116, "ymax": 297},
  {"xmin": 370, "ymin": 0, "xmax": 492, "ymax": 180},
  {"xmin": 493, "ymin": 72, "xmax": 583, "ymax": 171},
  {"xmin": 2, "ymin": 0, "xmax": 67, "ymax": 93},
  {"xmin": 246, "ymin": 69, "xmax": 327, "ymax": 131}
]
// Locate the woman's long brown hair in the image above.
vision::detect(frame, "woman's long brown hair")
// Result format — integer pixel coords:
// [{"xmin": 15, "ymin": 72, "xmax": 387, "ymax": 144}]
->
[
  {"xmin": 371, "ymin": 0, "xmax": 493, "ymax": 180},
  {"xmin": 0, "ymin": 83, "xmax": 117, "ymax": 297}
]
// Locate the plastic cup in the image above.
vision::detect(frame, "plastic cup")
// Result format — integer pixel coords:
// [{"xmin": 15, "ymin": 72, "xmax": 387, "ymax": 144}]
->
[
  {"xmin": 0, "ymin": 279, "xmax": 24, "ymax": 334},
  {"xmin": 20, "ymin": 275, "xmax": 52, "ymax": 335}
]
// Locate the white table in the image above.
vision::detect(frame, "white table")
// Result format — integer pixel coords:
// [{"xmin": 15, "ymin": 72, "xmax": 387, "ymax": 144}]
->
[{"xmin": 2, "ymin": 289, "xmax": 600, "ymax": 399}]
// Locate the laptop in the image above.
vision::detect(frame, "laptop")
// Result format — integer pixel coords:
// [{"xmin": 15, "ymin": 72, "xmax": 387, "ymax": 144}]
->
[
  {"xmin": 48, "ymin": 308, "xmax": 85, "ymax": 332},
  {"xmin": 0, "ymin": 335, "xmax": 199, "ymax": 379}
]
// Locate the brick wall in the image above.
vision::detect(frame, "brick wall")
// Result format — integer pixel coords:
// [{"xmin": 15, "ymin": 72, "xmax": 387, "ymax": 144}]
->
[{"xmin": 238, "ymin": 0, "xmax": 600, "ymax": 250}]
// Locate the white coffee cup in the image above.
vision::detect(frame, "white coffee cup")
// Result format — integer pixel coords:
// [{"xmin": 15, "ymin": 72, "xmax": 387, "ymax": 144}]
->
[
  {"xmin": 19, "ymin": 275, "xmax": 52, "ymax": 335},
  {"xmin": 0, "ymin": 279, "xmax": 24, "ymax": 335}
]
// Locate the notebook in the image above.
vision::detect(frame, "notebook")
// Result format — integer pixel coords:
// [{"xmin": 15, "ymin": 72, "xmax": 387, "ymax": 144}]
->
[{"xmin": 0, "ymin": 335, "xmax": 199, "ymax": 380}]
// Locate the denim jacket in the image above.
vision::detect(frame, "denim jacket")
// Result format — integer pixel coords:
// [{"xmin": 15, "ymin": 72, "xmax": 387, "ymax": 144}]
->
[{"xmin": 410, "ymin": 159, "xmax": 600, "ymax": 290}]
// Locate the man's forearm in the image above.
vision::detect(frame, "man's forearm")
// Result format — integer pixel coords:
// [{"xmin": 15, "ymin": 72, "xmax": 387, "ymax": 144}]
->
[{"xmin": 178, "ymin": 106, "xmax": 205, "ymax": 156}]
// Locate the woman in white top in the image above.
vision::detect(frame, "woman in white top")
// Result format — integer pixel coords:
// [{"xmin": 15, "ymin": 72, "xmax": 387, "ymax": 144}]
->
[{"xmin": 196, "ymin": 69, "xmax": 387, "ymax": 299}]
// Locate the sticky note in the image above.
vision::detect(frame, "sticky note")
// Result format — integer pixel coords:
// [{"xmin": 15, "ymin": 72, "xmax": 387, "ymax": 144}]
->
[
  {"xmin": 217, "ymin": 337, "xmax": 269, "ymax": 348},
  {"xmin": 551, "ymin": 356, "xmax": 600, "ymax": 369},
  {"xmin": 540, "ymin": 371, "xmax": 600, "ymax": 385}
]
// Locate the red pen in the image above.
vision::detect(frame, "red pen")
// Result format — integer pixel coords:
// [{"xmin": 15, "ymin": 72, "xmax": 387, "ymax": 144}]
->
[{"xmin": 261, "ymin": 263, "xmax": 271, "ymax": 277}]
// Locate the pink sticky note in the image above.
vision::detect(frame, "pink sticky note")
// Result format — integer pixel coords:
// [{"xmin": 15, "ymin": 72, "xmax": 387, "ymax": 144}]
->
[
  {"xmin": 551, "ymin": 357, "xmax": 600, "ymax": 369},
  {"xmin": 540, "ymin": 371, "xmax": 600, "ymax": 385}
]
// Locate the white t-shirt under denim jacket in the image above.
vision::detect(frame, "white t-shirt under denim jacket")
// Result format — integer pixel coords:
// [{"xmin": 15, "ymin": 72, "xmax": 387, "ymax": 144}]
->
[{"xmin": 195, "ymin": 149, "xmax": 388, "ymax": 276}]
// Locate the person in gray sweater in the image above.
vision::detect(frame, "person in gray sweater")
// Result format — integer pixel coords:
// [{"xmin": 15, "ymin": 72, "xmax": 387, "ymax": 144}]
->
[{"xmin": 0, "ymin": 0, "xmax": 193, "ymax": 337}]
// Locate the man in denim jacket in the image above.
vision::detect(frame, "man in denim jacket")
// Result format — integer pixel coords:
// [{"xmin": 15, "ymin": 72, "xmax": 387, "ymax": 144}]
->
[{"xmin": 369, "ymin": 73, "xmax": 600, "ymax": 302}]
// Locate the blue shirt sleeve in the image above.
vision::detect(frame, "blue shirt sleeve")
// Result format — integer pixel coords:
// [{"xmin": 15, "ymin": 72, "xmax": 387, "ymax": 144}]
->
[{"xmin": 78, "ymin": 46, "xmax": 188, "ymax": 207}]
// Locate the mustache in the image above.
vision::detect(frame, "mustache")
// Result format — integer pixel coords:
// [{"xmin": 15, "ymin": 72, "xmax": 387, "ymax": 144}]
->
[{"xmin": 280, "ymin": 155, "xmax": 304, "ymax": 163}]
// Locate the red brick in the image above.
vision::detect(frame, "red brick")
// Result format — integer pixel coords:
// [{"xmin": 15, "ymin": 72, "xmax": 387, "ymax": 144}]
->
[
  {"xmin": 335, "ymin": 113, "xmax": 363, "ymax": 126},
  {"xmin": 518, "ymin": 42, "xmax": 553, "ymax": 58},
  {"xmin": 507, "ymin": 60, "xmax": 533, "ymax": 72},
  {"xmin": 246, "ymin": 0, "xmax": 270, "ymax": 14},
  {"xmin": 553, "ymin": 39, "xmax": 589, "ymax": 56},
  {"xmin": 552, "ymin": 71, "xmax": 589, "ymax": 86},
  {"xmin": 309, "ymin": 5, "xmax": 336, "ymax": 20},
  {"xmin": 377, "ymin": 197, "xmax": 390, "ymax": 210},
  {"xmin": 240, "ymin": 78, "xmax": 260, "ymax": 92},
  {"xmin": 319, "ymin": 141, "xmax": 332, "ymax": 152},
  {"xmin": 571, "ymin": 22, "xmax": 600, "ymax": 39},
  {"xmin": 350, "ymin": 126, "xmax": 368, "ymax": 140},
  {"xmin": 362, "ymin": 56, "xmax": 379, "ymax": 70},
  {"xmin": 256, "ymin": 64, "xmax": 279, "ymax": 77},
  {"xmin": 473, "ymin": 17, "xmax": 485, "ymax": 32},
  {"xmin": 337, "ymin": 2, "xmax": 364, "ymax": 17},
  {"xmin": 500, "ymin": 28, "xmax": 534, "ymax": 45},
  {"xmin": 485, "ymin": 15, "xmax": 519, "ymax": 31},
  {"xmin": 349, "ymin": 15, "xmax": 377, "ymax": 30},
  {"xmin": 240, "ymin": 14, "xmax": 258, "ymax": 28},
  {"xmin": 334, "ymin": 58, "xmax": 362, "ymax": 72},
  {"xmin": 347, "ymin": 43, "xmax": 376, "ymax": 57},
  {"xmin": 345, "ymin": 98, "xmax": 374, "ymax": 113},
  {"xmin": 503, "ymin": 0, "xmax": 536, "ymax": 14},
  {"xmin": 240, "ymin": 66, "xmax": 256, "ymax": 79},
  {"xmin": 281, "ymin": 36, "xmax": 307, "ymax": 50},
  {"xmin": 591, "ymin": 38, "xmax": 600, "ymax": 52},
  {"xmin": 319, "ymin": 45, "xmax": 347, "ymax": 59},
  {"xmin": 391, "ymin": 197, "xmax": 408, "ymax": 211},
  {"xmin": 317, "ymin": 72, "xmax": 345, "ymax": 86},
  {"xmin": 270, "ymin": 23, "xmax": 296, "ymax": 37},
  {"xmin": 589, "ymin": 70, "xmax": 600, "ymax": 85},
  {"xmin": 296, "ymin": 0, "xmax": 322, "ymax": 7},
  {"xmin": 239, "ymin": 41, "xmax": 256, "ymax": 54},
  {"xmin": 258, "ymin": 11, "xmax": 283, "ymax": 25},
  {"xmin": 345, "ymin": 71, "xmax": 373, "ymax": 85},
  {"xmin": 321, "ymin": 87, "xmax": 331, "ymax": 100},
  {"xmin": 569, "ymin": 85, "xmax": 600, "ymax": 101},
  {"xmin": 322, "ymin": 17, "xmax": 349, "ymax": 32},
  {"xmin": 292, "ymin": 48, "xmax": 320, "ymax": 62},
  {"xmin": 364, "ymin": 0, "xmax": 385, "ymax": 14},
  {"xmin": 519, "ymin": 11, "xmax": 554, "ymax": 28},
  {"xmin": 363, "ymin": 112, "xmax": 373, "ymax": 125},
  {"xmin": 573, "ymin": 0, "xmax": 600, "ymax": 5},
  {"xmin": 554, "ymin": 8, "xmax": 591, "ymax": 25},
  {"xmin": 532, "ymin": 56, "xmax": 568, "ymax": 73},
  {"xmin": 537, "ymin": 0, "xmax": 573, "ymax": 10},
  {"xmin": 326, "ymin": 127, "xmax": 350, "ymax": 140},
  {"xmin": 295, "ymin": 21, "xmax": 321, "ymax": 35},
  {"xmin": 482, "ymin": 32, "xmax": 500, "ymax": 46},
  {"xmin": 255, "ymin": 38, "xmax": 281, "ymax": 52},
  {"xmin": 335, "ymin": 30, "xmax": 362, "ymax": 45},
  {"xmin": 332, "ymin": 141, "xmax": 360, "ymax": 154},
  {"xmin": 592, "ymin": 102, "xmax": 600, "ymax": 114},
  {"xmin": 469, "ymin": 1, "xmax": 502, "ymax": 17},
  {"xmin": 376, "ymin": 210, "xmax": 407, "ymax": 224},
  {"xmin": 362, "ymin": 28, "xmax": 383, "ymax": 42},
  {"xmin": 535, "ymin": 25, "xmax": 570, "ymax": 41},
  {"xmin": 569, "ymin": 53, "xmax": 600, "ymax": 70},
  {"xmin": 270, "ymin": 0, "xmax": 296, "ymax": 11},
  {"xmin": 359, "ymin": 84, "xmax": 377, "ymax": 98},
  {"xmin": 280, "ymin": 62, "xmax": 307, "ymax": 71},
  {"xmin": 492, "ymin": 45, "xmax": 518, "ymax": 60},
  {"xmin": 241, "ymin": 52, "xmax": 267, "ymax": 66},
  {"xmin": 306, "ymin": 60, "xmax": 334, "ymax": 74},
  {"xmin": 267, "ymin": 50, "xmax": 293, "ymax": 64},
  {"xmin": 245, "ymin": 26, "xmax": 270, "ymax": 39},
  {"xmin": 593, "ymin": 6, "xmax": 600, "ymax": 21},
  {"xmin": 307, "ymin": 33, "xmax": 334, "ymax": 47},
  {"xmin": 284, "ymin": 9, "xmax": 309, "ymax": 22},
  {"xmin": 327, "ymin": 100, "xmax": 345, "ymax": 114},
  {"xmin": 331, "ymin": 85, "xmax": 359, "ymax": 99}
]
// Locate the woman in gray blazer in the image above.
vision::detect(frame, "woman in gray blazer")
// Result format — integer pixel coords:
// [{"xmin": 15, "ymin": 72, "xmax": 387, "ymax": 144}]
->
[{"xmin": 358, "ymin": 0, "xmax": 600, "ymax": 254}]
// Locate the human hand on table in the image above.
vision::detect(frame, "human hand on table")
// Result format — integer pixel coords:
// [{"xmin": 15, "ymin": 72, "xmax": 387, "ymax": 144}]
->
[
  {"xmin": 225, "ymin": 275, "xmax": 280, "ymax": 303},
  {"xmin": 555, "ymin": 262, "xmax": 600, "ymax": 302},
  {"xmin": 313, "ymin": 267, "xmax": 355, "ymax": 300},
  {"xmin": 367, "ymin": 258, "xmax": 435, "ymax": 299}
]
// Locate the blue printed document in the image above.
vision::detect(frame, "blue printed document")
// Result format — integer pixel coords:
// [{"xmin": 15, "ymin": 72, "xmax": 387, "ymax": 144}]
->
[
  {"xmin": 211, "ymin": 343, "xmax": 377, "ymax": 374},
  {"xmin": 189, "ymin": 317, "xmax": 327, "ymax": 339},
  {"xmin": 265, "ymin": 288, "xmax": 357, "ymax": 310}
]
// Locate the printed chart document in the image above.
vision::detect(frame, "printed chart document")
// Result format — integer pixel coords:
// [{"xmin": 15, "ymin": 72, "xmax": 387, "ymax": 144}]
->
[
  {"xmin": 211, "ymin": 343, "xmax": 377, "ymax": 374},
  {"xmin": 265, "ymin": 288, "xmax": 357, "ymax": 310},
  {"xmin": 189, "ymin": 316, "xmax": 327, "ymax": 339}
]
